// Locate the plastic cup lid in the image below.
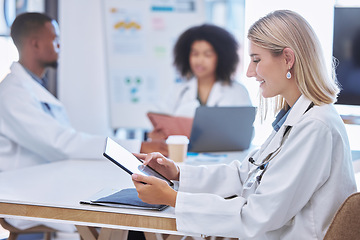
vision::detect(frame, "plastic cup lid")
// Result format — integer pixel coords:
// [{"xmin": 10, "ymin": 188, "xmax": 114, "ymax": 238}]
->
[{"xmin": 166, "ymin": 135, "xmax": 189, "ymax": 144}]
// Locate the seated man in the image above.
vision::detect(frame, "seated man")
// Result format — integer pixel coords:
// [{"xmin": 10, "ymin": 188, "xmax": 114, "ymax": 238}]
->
[{"xmin": 0, "ymin": 12, "xmax": 166, "ymax": 233}]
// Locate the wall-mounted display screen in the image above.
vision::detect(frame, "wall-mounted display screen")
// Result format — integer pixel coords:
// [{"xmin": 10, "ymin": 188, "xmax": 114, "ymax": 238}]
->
[{"xmin": 333, "ymin": 7, "xmax": 360, "ymax": 105}]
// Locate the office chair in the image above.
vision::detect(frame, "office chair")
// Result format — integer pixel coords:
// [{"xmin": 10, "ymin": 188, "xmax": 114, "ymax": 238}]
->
[
  {"xmin": 0, "ymin": 218, "xmax": 57, "ymax": 240},
  {"xmin": 323, "ymin": 192, "xmax": 360, "ymax": 240}
]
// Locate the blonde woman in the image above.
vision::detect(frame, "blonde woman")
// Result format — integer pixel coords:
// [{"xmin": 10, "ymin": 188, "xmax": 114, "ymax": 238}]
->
[{"xmin": 132, "ymin": 10, "xmax": 356, "ymax": 239}]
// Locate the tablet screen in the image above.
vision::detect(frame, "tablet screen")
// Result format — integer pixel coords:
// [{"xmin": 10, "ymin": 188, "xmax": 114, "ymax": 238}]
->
[{"xmin": 103, "ymin": 137, "xmax": 173, "ymax": 186}]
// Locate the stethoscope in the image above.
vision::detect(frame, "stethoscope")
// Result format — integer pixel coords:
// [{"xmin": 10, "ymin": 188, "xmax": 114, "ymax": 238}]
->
[
  {"xmin": 173, "ymin": 86, "xmax": 190, "ymax": 112},
  {"xmin": 247, "ymin": 102, "xmax": 314, "ymax": 184},
  {"xmin": 174, "ymin": 83, "xmax": 221, "ymax": 111},
  {"xmin": 249, "ymin": 125, "xmax": 292, "ymax": 169},
  {"xmin": 248, "ymin": 125, "xmax": 292, "ymax": 183}
]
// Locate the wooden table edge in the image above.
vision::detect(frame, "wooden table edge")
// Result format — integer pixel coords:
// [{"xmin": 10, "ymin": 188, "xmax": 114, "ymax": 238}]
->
[{"xmin": 0, "ymin": 202, "xmax": 177, "ymax": 232}]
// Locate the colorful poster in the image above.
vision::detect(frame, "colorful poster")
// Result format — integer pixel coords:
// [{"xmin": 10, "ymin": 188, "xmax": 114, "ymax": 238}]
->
[{"xmin": 103, "ymin": 0, "xmax": 205, "ymax": 128}]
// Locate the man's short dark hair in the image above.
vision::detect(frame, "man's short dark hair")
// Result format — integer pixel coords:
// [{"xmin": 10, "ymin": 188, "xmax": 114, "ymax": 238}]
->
[
  {"xmin": 10, "ymin": 12, "xmax": 52, "ymax": 49},
  {"xmin": 173, "ymin": 24, "xmax": 239, "ymax": 83}
]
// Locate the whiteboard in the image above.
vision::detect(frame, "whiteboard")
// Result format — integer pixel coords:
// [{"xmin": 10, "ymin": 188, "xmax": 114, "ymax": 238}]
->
[{"xmin": 102, "ymin": 0, "xmax": 206, "ymax": 129}]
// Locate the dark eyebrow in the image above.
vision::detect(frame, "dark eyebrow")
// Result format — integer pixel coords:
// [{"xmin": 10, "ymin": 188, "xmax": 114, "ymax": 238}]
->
[{"xmin": 250, "ymin": 54, "xmax": 259, "ymax": 57}]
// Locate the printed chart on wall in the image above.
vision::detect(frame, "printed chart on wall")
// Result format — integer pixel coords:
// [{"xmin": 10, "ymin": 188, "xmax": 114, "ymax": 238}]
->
[{"xmin": 103, "ymin": 0, "xmax": 205, "ymax": 129}]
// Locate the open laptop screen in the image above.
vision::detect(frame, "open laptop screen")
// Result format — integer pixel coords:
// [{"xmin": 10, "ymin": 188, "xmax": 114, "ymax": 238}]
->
[{"xmin": 188, "ymin": 106, "xmax": 256, "ymax": 152}]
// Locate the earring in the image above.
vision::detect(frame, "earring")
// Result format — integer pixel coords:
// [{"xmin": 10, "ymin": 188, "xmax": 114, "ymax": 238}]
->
[{"xmin": 286, "ymin": 70, "xmax": 291, "ymax": 79}]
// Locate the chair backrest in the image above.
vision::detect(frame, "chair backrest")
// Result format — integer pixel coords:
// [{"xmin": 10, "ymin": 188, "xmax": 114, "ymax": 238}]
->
[{"xmin": 324, "ymin": 192, "xmax": 360, "ymax": 240}]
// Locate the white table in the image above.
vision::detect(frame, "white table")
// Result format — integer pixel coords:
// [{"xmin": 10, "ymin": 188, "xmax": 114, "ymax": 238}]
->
[
  {"xmin": 0, "ymin": 159, "xmax": 182, "ymax": 239},
  {"xmin": 0, "ymin": 150, "xmax": 250, "ymax": 240}
]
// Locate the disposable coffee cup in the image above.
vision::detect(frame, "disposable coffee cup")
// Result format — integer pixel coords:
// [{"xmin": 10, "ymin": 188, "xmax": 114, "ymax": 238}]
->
[{"xmin": 166, "ymin": 135, "xmax": 189, "ymax": 162}]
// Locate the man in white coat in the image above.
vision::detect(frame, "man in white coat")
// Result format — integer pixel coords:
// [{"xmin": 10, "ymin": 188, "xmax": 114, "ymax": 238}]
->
[{"xmin": 0, "ymin": 12, "xmax": 164, "ymax": 234}]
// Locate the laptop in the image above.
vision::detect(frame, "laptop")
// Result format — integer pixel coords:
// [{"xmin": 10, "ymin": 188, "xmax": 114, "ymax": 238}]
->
[{"xmin": 188, "ymin": 106, "xmax": 256, "ymax": 152}]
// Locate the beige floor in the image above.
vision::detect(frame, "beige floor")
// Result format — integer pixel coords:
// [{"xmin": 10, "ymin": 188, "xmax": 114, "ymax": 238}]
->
[{"xmin": 0, "ymin": 227, "xmax": 81, "ymax": 240}]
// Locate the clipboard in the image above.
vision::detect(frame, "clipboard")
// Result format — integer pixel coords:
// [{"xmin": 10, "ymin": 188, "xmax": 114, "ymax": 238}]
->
[{"xmin": 147, "ymin": 112, "xmax": 193, "ymax": 139}]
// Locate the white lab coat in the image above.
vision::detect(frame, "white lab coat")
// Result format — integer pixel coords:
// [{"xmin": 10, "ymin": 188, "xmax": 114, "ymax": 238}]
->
[
  {"xmin": 158, "ymin": 78, "xmax": 252, "ymax": 117},
  {"xmin": 175, "ymin": 95, "xmax": 357, "ymax": 239},
  {"xmin": 0, "ymin": 62, "xmax": 140, "ymax": 231}
]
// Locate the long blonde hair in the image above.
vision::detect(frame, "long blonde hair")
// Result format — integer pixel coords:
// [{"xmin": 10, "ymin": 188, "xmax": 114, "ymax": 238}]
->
[{"xmin": 248, "ymin": 10, "xmax": 339, "ymax": 118}]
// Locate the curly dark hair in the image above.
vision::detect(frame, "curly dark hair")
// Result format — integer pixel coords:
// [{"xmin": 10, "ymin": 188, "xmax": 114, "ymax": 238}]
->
[{"xmin": 173, "ymin": 24, "xmax": 239, "ymax": 84}]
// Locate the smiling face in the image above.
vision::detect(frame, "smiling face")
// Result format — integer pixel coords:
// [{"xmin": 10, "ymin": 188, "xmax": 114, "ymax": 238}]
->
[
  {"xmin": 189, "ymin": 40, "xmax": 218, "ymax": 80},
  {"xmin": 246, "ymin": 41, "xmax": 289, "ymax": 98},
  {"xmin": 246, "ymin": 41, "xmax": 300, "ymax": 106}
]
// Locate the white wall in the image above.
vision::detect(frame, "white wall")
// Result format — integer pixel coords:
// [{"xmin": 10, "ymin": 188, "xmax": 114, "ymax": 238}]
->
[
  {"xmin": 58, "ymin": 0, "xmax": 112, "ymax": 135},
  {"xmin": 58, "ymin": 0, "xmax": 206, "ymax": 134},
  {"xmin": 58, "ymin": 0, "xmax": 336, "ymax": 136}
]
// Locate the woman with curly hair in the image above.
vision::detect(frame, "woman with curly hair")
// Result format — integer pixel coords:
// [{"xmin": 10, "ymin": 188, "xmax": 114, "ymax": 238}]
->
[{"xmin": 150, "ymin": 24, "xmax": 252, "ymax": 140}]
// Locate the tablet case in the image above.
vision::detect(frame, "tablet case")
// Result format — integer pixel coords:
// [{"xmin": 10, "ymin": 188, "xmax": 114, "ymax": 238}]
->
[{"xmin": 80, "ymin": 188, "xmax": 168, "ymax": 211}]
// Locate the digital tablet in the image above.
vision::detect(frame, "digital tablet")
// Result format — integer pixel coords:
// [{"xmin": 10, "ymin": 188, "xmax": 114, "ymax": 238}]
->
[{"xmin": 103, "ymin": 137, "xmax": 173, "ymax": 186}]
